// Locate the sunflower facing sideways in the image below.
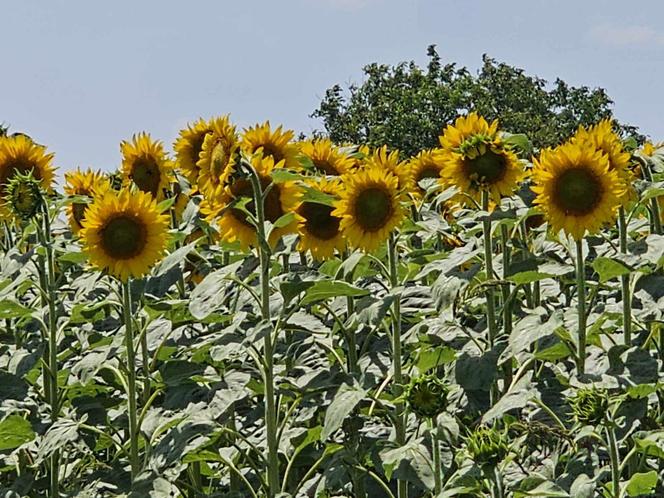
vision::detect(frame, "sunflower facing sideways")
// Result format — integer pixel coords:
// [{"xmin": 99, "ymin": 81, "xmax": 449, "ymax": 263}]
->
[
  {"xmin": 195, "ymin": 115, "xmax": 239, "ymax": 197},
  {"xmin": 173, "ymin": 118, "xmax": 214, "ymax": 187},
  {"xmin": 80, "ymin": 189, "xmax": 170, "ymax": 281},
  {"xmin": 64, "ymin": 168, "xmax": 112, "ymax": 234},
  {"xmin": 438, "ymin": 113, "xmax": 524, "ymax": 206},
  {"xmin": 241, "ymin": 122, "xmax": 300, "ymax": 171},
  {"xmin": 0, "ymin": 135, "xmax": 56, "ymax": 218},
  {"xmin": 300, "ymin": 138, "xmax": 354, "ymax": 176},
  {"xmin": 120, "ymin": 133, "xmax": 173, "ymax": 200},
  {"xmin": 296, "ymin": 178, "xmax": 346, "ymax": 260},
  {"xmin": 205, "ymin": 152, "xmax": 300, "ymax": 250},
  {"xmin": 333, "ymin": 165, "xmax": 405, "ymax": 252},
  {"xmin": 530, "ymin": 141, "xmax": 623, "ymax": 240}
]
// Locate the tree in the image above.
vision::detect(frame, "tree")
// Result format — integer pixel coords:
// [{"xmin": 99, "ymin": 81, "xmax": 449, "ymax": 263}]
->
[{"xmin": 312, "ymin": 46, "xmax": 642, "ymax": 157}]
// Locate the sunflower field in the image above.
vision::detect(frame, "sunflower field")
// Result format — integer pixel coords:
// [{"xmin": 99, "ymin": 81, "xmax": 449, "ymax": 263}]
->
[{"xmin": 0, "ymin": 113, "xmax": 663, "ymax": 498}]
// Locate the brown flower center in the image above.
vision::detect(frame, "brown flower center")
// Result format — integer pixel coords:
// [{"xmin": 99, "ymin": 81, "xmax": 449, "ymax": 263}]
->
[
  {"xmin": 312, "ymin": 159, "xmax": 339, "ymax": 176},
  {"xmin": 354, "ymin": 186, "xmax": 393, "ymax": 232},
  {"xmin": 131, "ymin": 157, "xmax": 161, "ymax": 197},
  {"xmin": 463, "ymin": 149, "xmax": 507, "ymax": 186},
  {"xmin": 229, "ymin": 177, "xmax": 284, "ymax": 227},
  {"xmin": 299, "ymin": 201, "xmax": 340, "ymax": 240},
  {"xmin": 552, "ymin": 166, "xmax": 604, "ymax": 216},
  {"xmin": 101, "ymin": 214, "xmax": 148, "ymax": 260}
]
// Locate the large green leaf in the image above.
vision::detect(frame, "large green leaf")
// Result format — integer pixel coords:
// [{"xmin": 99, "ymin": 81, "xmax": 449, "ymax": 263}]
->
[{"xmin": 0, "ymin": 415, "xmax": 35, "ymax": 451}]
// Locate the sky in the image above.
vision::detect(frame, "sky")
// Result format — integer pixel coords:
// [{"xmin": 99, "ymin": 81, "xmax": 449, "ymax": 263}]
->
[{"xmin": 3, "ymin": 0, "xmax": 664, "ymax": 174}]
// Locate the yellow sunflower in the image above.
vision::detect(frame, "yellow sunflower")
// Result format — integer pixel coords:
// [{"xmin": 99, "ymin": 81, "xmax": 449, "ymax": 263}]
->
[
  {"xmin": 64, "ymin": 168, "xmax": 112, "ymax": 234},
  {"xmin": 196, "ymin": 115, "xmax": 239, "ymax": 197},
  {"xmin": 364, "ymin": 146, "xmax": 411, "ymax": 191},
  {"xmin": 300, "ymin": 138, "xmax": 354, "ymax": 176},
  {"xmin": 438, "ymin": 113, "xmax": 524, "ymax": 206},
  {"xmin": 641, "ymin": 140, "xmax": 663, "ymax": 157},
  {"xmin": 206, "ymin": 153, "xmax": 300, "ymax": 250},
  {"xmin": 80, "ymin": 189, "xmax": 170, "ymax": 281},
  {"xmin": 173, "ymin": 118, "xmax": 212, "ymax": 186},
  {"xmin": 241, "ymin": 122, "xmax": 300, "ymax": 170},
  {"xmin": 0, "ymin": 134, "xmax": 56, "ymax": 198},
  {"xmin": 120, "ymin": 133, "xmax": 173, "ymax": 200},
  {"xmin": 407, "ymin": 149, "xmax": 445, "ymax": 198},
  {"xmin": 333, "ymin": 165, "xmax": 405, "ymax": 252},
  {"xmin": 296, "ymin": 177, "xmax": 346, "ymax": 260},
  {"xmin": 531, "ymin": 141, "xmax": 623, "ymax": 240},
  {"xmin": 573, "ymin": 120, "xmax": 633, "ymax": 204}
]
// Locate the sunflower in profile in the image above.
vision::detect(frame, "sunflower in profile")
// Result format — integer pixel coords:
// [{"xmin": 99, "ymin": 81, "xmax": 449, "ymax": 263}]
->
[
  {"xmin": 64, "ymin": 168, "xmax": 112, "ymax": 234},
  {"xmin": 573, "ymin": 120, "xmax": 633, "ymax": 203},
  {"xmin": 531, "ymin": 141, "xmax": 623, "ymax": 240},
  {"xmin": 641, "ymin": 140, "xmax": 663, "ymax": 157},
  {"xmin": 296, "ymin": 178, "xmax": 345, "ymax": 260},
  {"xmin": 407, "ymin": 149, "xmax": 445, "ymax": 198},
  {"xmin": 333, "ymin": 166, "xmax": 405, "ymax": 252},
  {"xmin": 80, "ymin": 189, "xmax": 170, "ymax": 281},
  {"xmin": 207, "ymin": 153, "xmax": 300, "ymax": 250},
  {"xmin": 241, "ymin": 122, "xmax": 300, "ymax": 170},
  {"xmin": 438, "ymin": 113, "xmax": 524, "ymax": 206},
  {"xmin": 173, "ymin": 118, "xmax": 213, "ymax": 187},
  {"xmin": 196, "ymin": 115, "xmax": 239, "ymax": 197},
  {"xmin": 120, "ymin": 133, "xmax": 173, "ymax": 200},
  {"xmin": 0, "ymin": 135, "xmax": 56, "ymax": 204},
  {"xmin": 300, "ymin": 138, "xmax": 354, "ymax": 176}
]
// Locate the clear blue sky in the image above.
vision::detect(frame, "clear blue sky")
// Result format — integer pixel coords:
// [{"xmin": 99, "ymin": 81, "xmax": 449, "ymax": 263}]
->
[{"xmin": 3, "ymin": 0, "xmax": 664, "ymax": 174}]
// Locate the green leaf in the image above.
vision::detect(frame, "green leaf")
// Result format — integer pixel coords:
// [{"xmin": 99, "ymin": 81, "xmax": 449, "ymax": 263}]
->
[
  {"xmin": 625, "ymin": 470, "xmax": 657, "ymax": 496},
  {"xmin": 188, "ymin": 262, "xmax": 242, "ymax": 320},
  {"xmin": 301, "ymin": 185, "xmax": 337, "ymax": 207},
  {"xmin": 0, "ymin": 299, "xmax": 32, "ymax": 320},
  {"xmin": 321, "ymin": 384, "xmax": 366, "ymax": 441},
  {"xmin": 0, "ymin": 415, "xmax": 35, "ymax": 450},
  {"xmin": 301, "ymin": 280, "xmax": 369, "ymax": 305},
  {"xmin": 157, "ymin": 197, "xmax": 177, "ymax": 212},
  {"xmin": 271, "ymin": 168, "xmax": 304, "ymax": 183},
  {"xmin": 509, "ymin": 271, "xmax": 555, "ymax": 285},
  {"xmin": 416, "ymin": 346, "xmax": 456, "ymax": 373},
  {"xmin": 592, "ymin": 257, "xmax": 631, "ymax": 283}
]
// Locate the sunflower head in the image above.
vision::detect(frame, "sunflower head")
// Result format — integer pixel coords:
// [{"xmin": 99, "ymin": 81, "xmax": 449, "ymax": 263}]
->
[
  {"xmin": 569, "ymin": 387, "xmax": 608, "ymax": 425},
  {"xmin": 406, "ymin": 375, "xmax": 448, "ymax": 419},
  {"xmin": 300, "ymin": 138, "xmax": 354, "ymax": 176},
  {"xmin": 641, "ymin": 140, "xmax": 663, "ymax": 157},
  {"xmin": 465, "ymin": 426, "xmax": 509, "ymax": 467},
  {"xmin": 196, "ymin": 116, "xmax": 239, "ymax": 197},
  {"xmin": 439, "ymin": 112, "xmax": 499, "ymax": 150},
  {"xmin": 5, "ymin": 171, "xmax": 43, "ymax": 221},
  {"xmin": 332, "ymin": 165, "xmax": 405, "ymax": 252},
  {"xmin": 296, "ymin": 177, "xmax": 345, "ymax": 260},
  {"xmin": 407, "ymin": 149, "xmax": 445, "ymax": 198},
  {"xmin": 364, "ymin": 146, "xmax": 411, "ymax": 191},
  {"xmin": 241, "ymin": 122, "xmax": 300, "ymax": 170},
  {"xmin": 174, "ymin": 118, "xmax": 213, "ymax": 186},
  {"xmin": 80, "ymin": 189, "xmax": 170, "ymax": 281},
  {"xmin": 120, "ymin": 132, "xmax": 173, "ymax": 200},
  {"xmin": 64, "ymin": 168, "xmax": 112, "ymax": 234},
  {"xmin": 531, "ymin": 141, "xmax": 623, "ymax": 240}
]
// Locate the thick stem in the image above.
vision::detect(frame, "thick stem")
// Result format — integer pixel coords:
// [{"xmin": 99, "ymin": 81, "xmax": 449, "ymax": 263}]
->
[
  {"xmin": 482, "ymin": 192, "xmax": 499, "ymax": 404},
  {"xmin": 430, "ymin": 418, "xmax": 441, "ymax": 495},
  {"xmin": 640, "ymin": 157, "xmax": 663, "ymax": 235},
  {"xmin": 122, "ymin": 281, "xmax": 140, "ymax": 480},
  {"xmin": 344, "ymin": 251, "xmax": 359, "ymax": 375},
  {"xmin": 492, "ymin": 466, "xmax": 504, "ymax": 498},
  {"xmin": 606, "ymin": 426, "xmax": 621, "ymax": 498},
  {"xmin": 388, "ymin": 235, "xmax": 407, "ymax": 498},
  {"xmin": 500, "ymin": 225, "xmax": 513, "ymax": 393},
  {"xmin": 618, "ymin": 207, "xmax": 632, "ymax": 345},
  {"xmin": 575, "ymin": 240, "xmax": 587, "ymax": 375}
]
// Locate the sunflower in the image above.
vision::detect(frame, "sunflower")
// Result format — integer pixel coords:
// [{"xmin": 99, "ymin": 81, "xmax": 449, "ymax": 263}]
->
[
  {"xmin": 64, "ymin": 168, "xmax": 112, "ymax": 234},
  {"xmin": 438, "ymin": 113, "xmax": 524, "ymax": 206},
  {"xmin": 207, "ymin": 153, "xmax": 300, "ymax": 250},
  {"xmin": 80, "ymin": 189, "xmax": 170, "ymax": 281},
  {"xmin": 573, "ymin": 120, "xmax": 633, "ymax": 204},
  {"xmin": 300, "ymin": 138, "xmax": 353, "ymax": 176},
  {"xmin": 120, "ymin": 133, "xmax": 173, "ymax": 200},
  {"xmin": 196, "ymin": 116, "xmax": 239, "ymax": 197},
  {"xmin": 364, "ymin": 146, "xmax": 411, "ymax": 191},
  {"xmin": 333, "ymin": 166, "xmax": 405, "ymax": 252},
  {"xmin": 241, "ymin": 122, "xmax": 300, "ymax": 170},
  {"xmin": 0, "ymin": 134, "xmax": 56, "ymax": 202},
  {"xmin": 641, "ymin": 140, "xmax": 664, "ymax": 157},
  {"xmin": 407, "ymin": 149, "xmax": 445, "ymax": 198},
  {"xmin": 173, "ymin": 118, "xmax": 213, "ymax": 186},
  {"xmin": 296, "ymin": 178, "xmax": 345, "ymax": 260},
  {"xmin": 531, "ymin": 141, "xmax": 623, "ymax": 240}
]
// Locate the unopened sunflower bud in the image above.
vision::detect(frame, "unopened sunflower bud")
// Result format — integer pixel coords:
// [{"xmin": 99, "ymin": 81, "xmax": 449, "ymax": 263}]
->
[
  {"xmin": 406, "ymin": 375, "xmax": 448, "ymax": 419},
  {"xmin": 466, "ymin": 426, "xmax": 509, "ymax": 467},
  {"xmin": 569, "ymin": 387, "xmax": 608, "ymax": 425},
  {"xmin": 6, "ymin": 172, "xmax": 43, "ymax": 221}
]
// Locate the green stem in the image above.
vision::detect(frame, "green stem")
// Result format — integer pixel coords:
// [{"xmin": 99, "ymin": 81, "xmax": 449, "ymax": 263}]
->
[
  {"xmin": 482, "ymin": 192, "xmax": 499, "ymax": 404},
  {"xmin": 606, "ymin": 426, "xmax": 621, "ymax": 498},
  {"xmin": 388, "ymin": 235, "xmax": 407, "ymax": 498},
  {"xmin": 500, "ymin": 224, "xmax": 513, "ymax": 394},
  {"xmin": 575, "ymin": 240, "xmax": 587, "ymax": 375},
  {"xmin": 344, "ymin": 251, "xmax": 359, "ymax": 375},
  {"xmin": 492, "ymin": 466, "xmax": 504, "ymax": 498},
  {"xmin": 639, "ymin": 157, "xmax": 663, "ymax": 235},
  {"xmin": 122, "ymin": 281, "xmax": 140, "ymax": 481},
  {"xmin": 246, "ymin": 162, "xmax": 279, "ymax": 497},
  {"xmin": 430, "ymin": 418, "xmax": 441, "ymax": 495},
  {"xmin": 618, "ymin": 207, "xmax": 632, "ymax": 345}
]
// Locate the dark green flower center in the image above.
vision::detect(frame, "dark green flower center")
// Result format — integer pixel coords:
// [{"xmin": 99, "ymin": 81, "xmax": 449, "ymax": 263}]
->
[
  {"xmin": 463, "ymin": 149, "xmax": 507, "ymax": 185},
  {"xmin": 354, "ymin": 187, "xmax": 393, "ymax": 232},
  {"xmin": 101, "ymin": 215, "xmax": 147, "ymax": 260},
  {"xmin": 312, "ymin": 159, "xmax": 339, "ymax": 176},
  {"xmin": 299, "ymin": 201, "xmax": 340, "ymax": 240},
  {"xmin": 553, "ymin": 167, "xmax": 603, "ymax": 215},
  {"xmin": 417, "ymin": 166, "xmax": 440, "ymax": 183},
  {"xmin": 72, "ymin": 203, "xmax": 88, "ymax": 227},
  {"xmin": 131, "ymin": 157, "xmax": 161, "ymax": 197},
  {"xmin": 229, "ymin": 177, "xmax": 283, "ymax": 227}
]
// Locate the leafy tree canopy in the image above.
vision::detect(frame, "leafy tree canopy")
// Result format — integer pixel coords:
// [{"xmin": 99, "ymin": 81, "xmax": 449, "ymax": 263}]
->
[{"xmin": 312, "ymin": 45, "xmax": 642, "ymax": 156}]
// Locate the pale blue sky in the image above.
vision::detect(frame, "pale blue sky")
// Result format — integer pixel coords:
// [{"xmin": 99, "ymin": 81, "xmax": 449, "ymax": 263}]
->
[{"xmin": 3, "ymin": 0, "xmax": 664, "ymax": 174}]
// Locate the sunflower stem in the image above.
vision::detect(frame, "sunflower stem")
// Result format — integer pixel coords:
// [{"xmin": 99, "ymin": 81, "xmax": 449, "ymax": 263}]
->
[
  {"xmin": 618, "ymin": 207, "xmax": 632, "ymax": 346},
  {"xmin": 639, "ymin": 156, "xmax": 663, "ymax": 235},
  {"xmin": 388, "ymin": 234, "xmax": 407, "ymax": 498},
  {"xmin": 430, "ymin": 418, "xmax": 442, "ymax": 495},
  {"xmin": 481, "ymin": 191, "xmax": 499, "ymax": 404},
  {"xmin": 500, "ymin": 224, "xmax": 513, "ymax": 394},
  {"xmin": 343, "ymin": 251, "xmax": 359, "ymax": 375},
  {"xmin": 492, "ymin": 466, "xmax": 504, "ymax": 498},
  {"xmin": 122, "ymin": 280, "xmax": 140, "ymax": 481},
  {"xmin": 606, "ymin": 425, "xmax": 621, "ymax": 498},
  {"xmin": 246, "ymin": 161, "xmax": 279, "ymax": 498},
  {"xmin": 575, "ymin": 239, "xmax": 587, "ymax": 375}
]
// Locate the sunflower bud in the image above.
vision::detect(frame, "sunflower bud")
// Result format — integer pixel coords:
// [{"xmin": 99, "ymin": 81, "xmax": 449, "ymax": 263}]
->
[
  {"xmin": 569, "ymin": 387, "xmax": 608, "ymax": 425},
  {"xmin": 5, "ymin": 171, "xmax": 43, "ymax": 221},
  {"xmin": 466, "ymin": 426, "xmax": 509, "ymax": 467},
  {"xmin": 406, "ymin": 375, "xmax": 448, "ymax": 419}
]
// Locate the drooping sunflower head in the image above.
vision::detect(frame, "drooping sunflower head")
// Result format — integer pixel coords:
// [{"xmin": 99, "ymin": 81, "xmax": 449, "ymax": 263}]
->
[
  {"xmin": 407, "ymin": 149, "xmax": 445, "ymax": 198},
  {"xmin": 406, "ymin": 375, "xmax": 448, "ymax": 419},
  {"xmin": 196, "ymin": 115, "xmax": 239, "ymax": 197},
  {"xmin": 80, "ymin": 189, "xmax": 170, "ymax": 281},
  {"xmin": 241, "ymin": 122, "xmax": 300, "ymax": 170},
  {"xmin": 173, "ymin": 118, "xmax": 213, "ymax": 186},
  {"xmin": 64, "ymin": 168, "xmax": 112, "ymax": 234},
  {"xmin": 439, "ymin": 112, "xmax": 499, "ymax": 150},
  {"xmin": 531, "ymin": 141, "xmax": 623, "ymax": 240},
  {"xmin": 5, "ymin": 171, "xmax": 43, "ymax": 221},
  {"xmin": 0, "ymin": 135, "xmax": 56, "ymax": 217},
  {"xmin": 208, "ymin": 153, "xmax": 300, "ymax": 250},
  {"xmin": 364, "ymin": 146, "xmax": 411, "ymax": 191},
  {"xmin": 296, "ymin": 177, "xmax": 345, "ymax": 260},
  {"xmin": 332, "ymin": 165, "xmax": 405, "ymax": 252},
  {"xmin": 299, "ymin": 138, "xmax": 354, "ymax": 176},
  {"xmin": 120, "ymin": 132, "xmax": 173, "ymax": 200}
]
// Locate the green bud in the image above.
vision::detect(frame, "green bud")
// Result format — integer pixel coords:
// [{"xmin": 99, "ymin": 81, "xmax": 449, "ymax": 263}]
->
[
  {"xmin": 406, "ymin": 375, "xmax": 448, "ymax": 419},
  {"xmin": 466, "ymin": 425, "xmax": 509, "ymax": 467},
  {"xmin": 569, "ymin": 387, "xmax": 608, "ymax": 425}
]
